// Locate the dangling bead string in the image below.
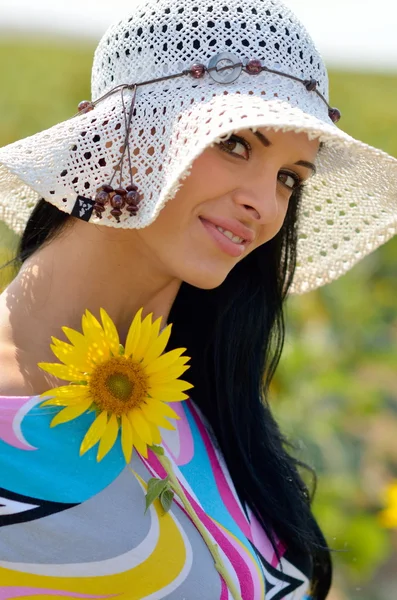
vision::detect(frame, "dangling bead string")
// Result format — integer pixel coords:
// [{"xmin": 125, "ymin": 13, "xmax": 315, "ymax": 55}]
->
[
  {"xmin": 124, "ymin": 85, "xmax": 138, "ymax": 189},
  {"xmin": 92, "ymin": 85, "xmax": 141, "ymax": 222},
  {"xmin": 116, "ymin": 87, "xmax": 128, "ymax": 188},
  {"xmin": 123, "ymin": 86, "xmax": 141, "ymax": 217}
]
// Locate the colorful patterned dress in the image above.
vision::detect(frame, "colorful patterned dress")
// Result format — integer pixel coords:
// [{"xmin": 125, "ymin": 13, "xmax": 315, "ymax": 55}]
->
[{"xmin": 0, "ymin": 395, "xmax": 313, "ymax": 599}]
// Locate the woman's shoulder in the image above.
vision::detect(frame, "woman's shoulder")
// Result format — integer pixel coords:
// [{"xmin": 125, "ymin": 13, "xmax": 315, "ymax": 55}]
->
[{"xmin": 0, "ymin": 342, "xmax": 40, "ymax": 397}]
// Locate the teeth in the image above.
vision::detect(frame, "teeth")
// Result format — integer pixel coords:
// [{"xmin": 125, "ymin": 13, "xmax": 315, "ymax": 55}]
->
[{"xmin": 216, "ymin": 226, "xmax": 244, "ymax": 244}]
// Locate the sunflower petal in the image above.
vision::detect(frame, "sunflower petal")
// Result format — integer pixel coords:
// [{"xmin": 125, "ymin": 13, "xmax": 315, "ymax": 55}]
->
[
  {"xmin": 97, "ymin": 413, "xmax": 120, "ymax": 462},
  {"xmin": 125, "ymin": 308, "xmax": 143, "ymax": 357},
  {"xmin": 148, "ymin": 316, "xmax": 162, "ymax": 345},
  {"xmin": 148, "ymin": 421, "xmax": 162, "ymax": 445},
  {"xmin": 80, "ymin": 411, "xmax": 108, "ymax": 456},
  {"xmin": 154, "ymin": 416, "xmax": 177, "ymax": 430},
  {"xmin": 149, "ymin": 391, "xmax": 190, "ymax": 402},
  {"xmin": 130, "ymin": 423, "xmax": 149, "ymax": 458},
  {"xmin": 40, "ymin": 385, "xmax": 89, "ymax": 400},
  {"xmin": 153, "ymin": 401, "xmax": 180, "ymax": 420},
  {"xmin": 151, "ymin": 379, "xmax": 193, "ymax": 394},
  {"xmin": 50, "ymin": 341, "xmax": 93, "ymax": 373},
  {"xmin": 51, "ymin": 337, "xmax": 72, "ymax": 351},
  {"xmin": 41, "ymin": 390, "xmax": 90, "ymax": 407},
  {"xmin": 141, "ymin": 406, "xmax": 178, "ymax": 431},
  {"xmin": 83, "ymin": 311, "xmax": 112, "ymax": 365},
  {"xmin": 140, "ymin": 398, "xmax": 180, "ymax": 422},
  {"xmin": 133, "ymin": 313, "xmax": 153, "ymax": 361},
  {"xmin": 62, "ymin": 326, "xmax": 88, "ymax": 350},
  {"xmin": 142, "ymin": 323, "xmax": 172, "ymax": 366},
  {"xmin": 148, "ymin": 364, "xmax": 190, "ymax": 385},
  {"xmin": 145, "ymin": 349, "xmax": 189, "ymax": 375},
  {"xmin": 140, "ymin": 402, "xmax": 161, "ymax": 424},
  {"xmin": 100, "ymin": 308, "xmax": 120, "ymax": 356},
  {"xmin": 50, "ymin": 398, "xmax": 93, "ymax": 427},
  {"xmin": 82, "ymin": 310, "xmax": 103, "ymax": 338},
  {"xmin": 38, "ymin": 362, "xmax": 87, "ymax": 382},
  {"xmin": 121, "ymin": 414, "xmax": 134, "ymax": 463},
  {"xmin": 129, "ymin": 408, "xmax": 153, "ymax": 445}
]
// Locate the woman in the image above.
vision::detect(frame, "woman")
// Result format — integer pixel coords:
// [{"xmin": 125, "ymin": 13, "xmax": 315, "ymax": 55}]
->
[{"xmin": 0, "ymin": 0, "xmax": 396, "ymax": 598}]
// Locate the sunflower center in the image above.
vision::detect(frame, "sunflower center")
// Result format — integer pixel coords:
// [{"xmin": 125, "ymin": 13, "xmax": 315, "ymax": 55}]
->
[
  {"xmin": 106, "ymin": 373, "xmax": 134, "ymax": 401},
  {"xmin": 88, "ymin": 356, "xmax": 148, "ymax": 416}
]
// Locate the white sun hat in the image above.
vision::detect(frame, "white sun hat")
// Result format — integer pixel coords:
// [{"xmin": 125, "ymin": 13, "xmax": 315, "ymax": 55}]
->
[{"xmin": 0, "ymin": 0, "xmax": 396, "ymax": 294}]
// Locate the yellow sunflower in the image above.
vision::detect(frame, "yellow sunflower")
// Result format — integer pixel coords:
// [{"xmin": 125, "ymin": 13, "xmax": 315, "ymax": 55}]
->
[
  {"xmin": 39, "ymin": 308, "xmax": 192, "ymax": 463},
  {"xmin": 378, "ymin": 482, "xmax": 397, "ymax": 529}
]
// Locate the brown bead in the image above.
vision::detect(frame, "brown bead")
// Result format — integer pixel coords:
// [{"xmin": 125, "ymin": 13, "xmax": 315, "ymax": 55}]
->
[
  {"xmin": 94, "ymin": 204, "xmax": 106, "ymax": 218},
  {"xmin": 101, "ymin": 184, "xmax": 114, "ymax": 193},
  {"xmin": 126, "ymin": 183, "xmax": 138, "ymax": 192},
  {"xmin": 304, "ymin": 79, "xmax": 317, "ymax": 92},
  {"xmin": 110, "ymin": 208, "xmax": 122, "ymax": 220},
  {"xmin": 126, "ymin": 190, "xmax": 140, "ymax": 206},
  {"xmin": 110, "ymin": 194, "xmax": 125, "ymax": 209},
  {"xmin": 127, "ymin": 205, "xmax": 139, "ymax": 216},
  {"xmin": 114, "ymin": 187, "xmax": 127, "ymax": 196},
  {"xmin": 190, "ymin": 64, "xmax": 206, "ymax": 79},
  {"xmin": 78, "ymin": 100, "xmax": 94, "ymax": 113},
  {"xmin": 94, "ymin": 190, "xmax": 110, "ymax": 206},
  {"xmin": 246, "ymin": 59, "xmax": 262, "ymax": 75},
  {"xmin": 329, "ymin": 107, "xmax": 341, "ymax": 123}
]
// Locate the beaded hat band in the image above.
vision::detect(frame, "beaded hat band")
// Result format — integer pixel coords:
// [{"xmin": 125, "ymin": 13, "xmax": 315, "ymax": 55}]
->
[
  {"xmin": 75, "ymin": 52, "xmax": 341, "ymax": 224},
  {"xmin": 0, "ymin": 0, "xmax": 396, "ymax": 294}
]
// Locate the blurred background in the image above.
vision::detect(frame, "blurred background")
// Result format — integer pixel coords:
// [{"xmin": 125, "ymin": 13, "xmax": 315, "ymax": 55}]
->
[{"xmin": 0, "ymin": 1, "xmax": 396, "ymax": 598}]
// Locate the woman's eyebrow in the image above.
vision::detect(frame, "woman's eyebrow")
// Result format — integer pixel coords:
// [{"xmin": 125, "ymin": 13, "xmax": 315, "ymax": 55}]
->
[
  {"xmin": 251, "ymin": 130, "xmax": 317, "ymax": 174},
  {"xmin": 295, "ymin": 160, "xmax": 317, "ymax": 174}
]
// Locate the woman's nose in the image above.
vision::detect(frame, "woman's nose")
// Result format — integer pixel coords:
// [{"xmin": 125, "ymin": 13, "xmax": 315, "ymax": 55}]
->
[{"xmin": 232, "ymin": 174, "xmax": 281, "ymax": 225}]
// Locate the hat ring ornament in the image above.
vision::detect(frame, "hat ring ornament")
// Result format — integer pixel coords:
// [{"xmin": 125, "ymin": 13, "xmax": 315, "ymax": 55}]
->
[{"xmin": 208, "ymin": 52, "xmax": 243, "ymax": 85}]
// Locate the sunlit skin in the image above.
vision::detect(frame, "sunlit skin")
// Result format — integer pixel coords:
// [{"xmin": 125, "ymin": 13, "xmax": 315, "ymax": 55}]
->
[{"xmin": 0, "ymin": 128, "xmax": 319, "ymax": 395}]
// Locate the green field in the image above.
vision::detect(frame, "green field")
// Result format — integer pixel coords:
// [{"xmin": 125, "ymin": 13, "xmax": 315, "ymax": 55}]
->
[{"xmin": 0, "ymin": 38, "xmax": 396, "ymax": 600}]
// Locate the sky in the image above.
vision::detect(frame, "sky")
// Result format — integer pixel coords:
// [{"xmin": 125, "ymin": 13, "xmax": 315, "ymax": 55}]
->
[{"xmin": 0, "ymin": 0, "xmax": 396, "ymax": 71}]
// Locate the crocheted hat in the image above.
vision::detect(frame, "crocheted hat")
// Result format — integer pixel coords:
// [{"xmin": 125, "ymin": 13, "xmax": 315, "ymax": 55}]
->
[{"xmin": 0, "ymin": 0, "xmax": 396, "ymax": 294}]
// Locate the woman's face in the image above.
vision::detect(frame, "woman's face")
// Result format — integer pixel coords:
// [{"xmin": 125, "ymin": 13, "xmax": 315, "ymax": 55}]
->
[{"xmin": 135, "ymin": 128, "xmax": 319, "ymax": 289}]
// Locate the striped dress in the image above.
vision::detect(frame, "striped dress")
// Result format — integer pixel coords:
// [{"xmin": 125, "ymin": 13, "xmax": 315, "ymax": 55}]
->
[{"xmin": 0, "ymin": 394, "xmax": 313, "ymax": 599}]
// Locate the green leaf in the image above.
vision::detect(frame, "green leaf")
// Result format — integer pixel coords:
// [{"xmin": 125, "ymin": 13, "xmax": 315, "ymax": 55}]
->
[
  {"xmin": 160, "ymin": 488, "xmax": 175, "ymax": 513},
  {"xmin": 150, "ymin": 444, "xmax": 165, "ymax": 456},
  {"xmin": 119, "ymin": 344, "xmax": 125, "ymax": 356},
  {"xmin": 144, "ymin": 477, "xmax": 169, "ymax": 514}
]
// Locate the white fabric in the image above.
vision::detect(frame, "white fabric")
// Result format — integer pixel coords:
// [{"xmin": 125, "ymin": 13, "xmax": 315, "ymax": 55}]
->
[{"xmin": 0, "ymin": 0, "xmax": 396, "ymax": 294}]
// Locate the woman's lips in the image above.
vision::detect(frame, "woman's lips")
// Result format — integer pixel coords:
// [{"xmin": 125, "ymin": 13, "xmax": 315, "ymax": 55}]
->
[{"xmin": 199, "ymin": 217, "xmax": 249, "ymax": 258}]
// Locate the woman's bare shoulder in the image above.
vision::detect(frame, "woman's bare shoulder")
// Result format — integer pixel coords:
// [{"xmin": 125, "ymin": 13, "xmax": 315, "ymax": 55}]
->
[{"xmin": 0, "ymin": 343, "xmax": 39, "ymax": 396}]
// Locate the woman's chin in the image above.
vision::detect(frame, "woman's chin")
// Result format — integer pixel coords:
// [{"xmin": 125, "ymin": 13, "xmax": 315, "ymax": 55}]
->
[{"xmin": 182, "ymin": 268, "xmax": 230, "ymax": 290}]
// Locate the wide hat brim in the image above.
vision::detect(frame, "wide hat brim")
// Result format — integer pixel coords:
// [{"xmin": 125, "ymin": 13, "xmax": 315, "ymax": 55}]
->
[{"xmin": 0, "ymin": 78, "xmax": 396, "ymax": 295}]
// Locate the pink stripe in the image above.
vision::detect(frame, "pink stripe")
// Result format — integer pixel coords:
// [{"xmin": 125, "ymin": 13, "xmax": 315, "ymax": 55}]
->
[
  {"xmin": 249, "ymin": 506, "xmax": 279, "ymax": 565},
  {"xmin": 220, "ymin": 578, "xmax": 229, "ymax": 600},
  {"xmin": 184, "ymin": 487, "xmax": 254, "ymax": 600},
  {"xmin": 188, "ymin": 404, "xmax": 251, "ymax": 539},
  {"xmin": 145, "ymin": 451, "xmax": 255, "ymax": 600},
  {"xmin": 0, "ymin": 397, "xmax": 36, "ymax": 451},
  {"xmin": 273, "ymin": 539, "xmax": 287, "ymax": 569},
  {"xmin": 0, "ymin": 587, "xmax": 116, "ymax": 599},
  {"xmin": 216, "ymin": 521, "xmax": 263, "ymax": 600}
]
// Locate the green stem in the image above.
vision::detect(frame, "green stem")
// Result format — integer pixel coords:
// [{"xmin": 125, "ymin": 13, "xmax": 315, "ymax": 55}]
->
[{"xmin": 158, "ymin": 454, "xmax": 243, "ymax": 600}]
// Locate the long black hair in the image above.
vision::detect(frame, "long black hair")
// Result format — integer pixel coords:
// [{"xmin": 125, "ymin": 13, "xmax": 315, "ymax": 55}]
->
[{"xmin": 15, "ymin": 193, "xmax": 332, "ymax": 598}]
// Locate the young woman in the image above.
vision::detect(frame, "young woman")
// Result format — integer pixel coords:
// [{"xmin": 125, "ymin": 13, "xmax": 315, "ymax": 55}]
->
[{"xmin": 0, "ymin": 0, "xmax": 395, "ymax": 598}]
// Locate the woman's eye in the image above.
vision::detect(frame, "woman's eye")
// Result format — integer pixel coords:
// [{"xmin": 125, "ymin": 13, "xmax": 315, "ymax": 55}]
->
[
  {"xmin": 218, "ymin": 135, "xmax": 251, "ymax": 160},
  {"xmin": 278, "ymin": 171, "xmax": 303, "ymax": 191}
]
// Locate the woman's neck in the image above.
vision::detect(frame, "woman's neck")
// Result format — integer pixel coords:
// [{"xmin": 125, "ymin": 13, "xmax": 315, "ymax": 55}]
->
[{"xmin": 0, "ymin": 219, "xmax": 181, "ymax": 395}]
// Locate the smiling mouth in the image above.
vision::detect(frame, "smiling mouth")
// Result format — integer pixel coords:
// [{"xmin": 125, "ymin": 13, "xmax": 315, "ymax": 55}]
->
[{"xmin": 214, "ymin": 225, "xmax": 246, "ymax": 244}]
